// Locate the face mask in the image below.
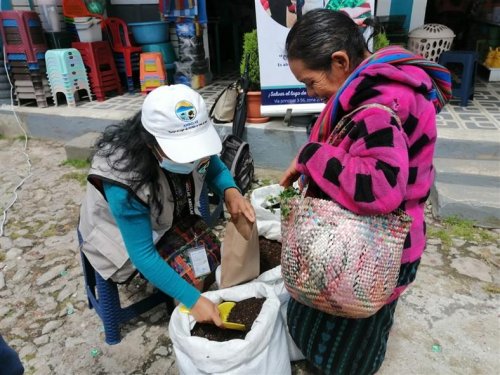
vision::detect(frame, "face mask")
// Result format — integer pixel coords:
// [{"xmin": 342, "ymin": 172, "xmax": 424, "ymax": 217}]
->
[{"xmin": 159, "ymin": 158, "xmax": 199, "ymax": 174}]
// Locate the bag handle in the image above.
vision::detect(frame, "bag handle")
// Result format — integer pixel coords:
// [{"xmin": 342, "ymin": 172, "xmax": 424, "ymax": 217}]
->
[
  {"xmin": 327, "ymin": 103, "xmax": 401, "ymax": 145},
  {"xmin": 208, "ymin": 81, "xmax": 239, "ymax": 118},
  {"xmin": 301, "ymin": 104, "xmax": 402, "ymax": 200}
]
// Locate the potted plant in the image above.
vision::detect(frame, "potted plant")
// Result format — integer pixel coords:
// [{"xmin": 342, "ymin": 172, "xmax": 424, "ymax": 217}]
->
[
  {"xmin": 374, "ymin": 31, "xmax": 390, "ymax": 51},
  {"xmin": 240, "ymin": 29, "xmax": 269, "ymax": 123}
]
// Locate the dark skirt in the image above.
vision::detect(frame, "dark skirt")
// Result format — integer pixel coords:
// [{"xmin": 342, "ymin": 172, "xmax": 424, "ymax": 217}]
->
[{"xmin": 287, "ymin": 298, "xmax": 398, "ymax": 375}]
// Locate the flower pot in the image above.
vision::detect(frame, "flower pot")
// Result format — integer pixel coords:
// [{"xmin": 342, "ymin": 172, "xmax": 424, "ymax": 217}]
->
[{"xmin": 247, "ymin": 91, "xmax": 270, "ymax": 124}]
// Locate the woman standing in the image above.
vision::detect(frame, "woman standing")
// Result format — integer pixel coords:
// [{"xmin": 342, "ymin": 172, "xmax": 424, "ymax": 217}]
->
[{"xmin": 280, "ymin": 9, "xmax": 451, "ymax": 374}]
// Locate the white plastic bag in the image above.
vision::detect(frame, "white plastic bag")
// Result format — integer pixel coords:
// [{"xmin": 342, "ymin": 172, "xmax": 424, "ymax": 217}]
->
[
  {"xmin": 169, "ymin": 282, "xmax": 291, "ymax": 375},
  {"xmin": 279, "ymin": 297, "xmax": 305, "ymax": 362},
  {"xmin": 257, "ymin": 265, "xmax": 288, "ymax": 304},
  {"xmin": 255, "ymin": 267, "xmax": 305, "ymax": 361},
  {"xmin": 251, "ymin": 184, "xmax": 283, "ymax": 242}
]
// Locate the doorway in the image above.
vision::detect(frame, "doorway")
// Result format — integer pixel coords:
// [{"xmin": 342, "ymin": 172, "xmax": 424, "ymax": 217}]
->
[{"xmin": 205, "ymin": 0, "xmax": 257, "ymax": 76}]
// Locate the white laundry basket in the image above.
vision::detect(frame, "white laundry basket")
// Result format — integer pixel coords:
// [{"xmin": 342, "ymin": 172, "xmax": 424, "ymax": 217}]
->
[{"xmin": 407, "ymin": 24, "xmax": 455, "ymax": 62}]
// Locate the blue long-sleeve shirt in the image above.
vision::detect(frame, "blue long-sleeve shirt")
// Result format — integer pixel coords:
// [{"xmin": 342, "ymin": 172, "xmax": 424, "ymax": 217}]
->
[{"xmin": 104, "ymin": 155, "xmax": 237, "ymax": 308}]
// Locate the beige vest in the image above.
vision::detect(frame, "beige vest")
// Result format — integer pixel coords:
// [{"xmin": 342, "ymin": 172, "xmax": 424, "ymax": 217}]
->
[{"xmin": 79, "ymin": 152, "xmax": 206, "ymax": 282}]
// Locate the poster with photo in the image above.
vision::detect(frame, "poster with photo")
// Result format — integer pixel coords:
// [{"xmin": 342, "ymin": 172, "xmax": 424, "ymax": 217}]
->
[{"xmin": 255, "ymin": 0, "xmax": 374, "ymax": 116}]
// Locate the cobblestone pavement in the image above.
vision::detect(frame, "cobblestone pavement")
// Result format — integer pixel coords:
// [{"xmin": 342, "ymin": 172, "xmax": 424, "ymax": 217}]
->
[{"xmin": 0, "ymin": 138, "xmax": 499, "ymax": 375}]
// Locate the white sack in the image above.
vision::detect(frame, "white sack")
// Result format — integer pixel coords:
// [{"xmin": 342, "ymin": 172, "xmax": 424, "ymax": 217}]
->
[
  {"xmin": 279, "ymin": 295, "xmax": 306, "ymax": 362},
  {"xmin": 255, "ymin": 266, "xmax": 305, "ymax": 361},
  {"xmin": 169, "ymin": 282, "xmax": 291, "ymax": 375}
]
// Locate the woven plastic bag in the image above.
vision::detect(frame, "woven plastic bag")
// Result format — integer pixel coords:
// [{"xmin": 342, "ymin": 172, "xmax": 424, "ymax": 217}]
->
[{"xmin": 281, "ymin": 195, "xmax": 411, "ymax": 318}]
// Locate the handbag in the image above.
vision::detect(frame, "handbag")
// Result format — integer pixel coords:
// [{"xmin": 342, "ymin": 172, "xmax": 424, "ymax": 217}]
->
[
  {"xmin": 156, "ymin": 214, "xmax": 221, "ymax": 291},
  {"xmin": 281, "ymin": 104, "xmax": 413, "ymax": 318},
  {"xmin": 155, "ymin": 174, "xmax": 221, "ymax": 291},
  {"xmin": 209, "ymin": 81, "xmax": 239, "ymax": 123}
]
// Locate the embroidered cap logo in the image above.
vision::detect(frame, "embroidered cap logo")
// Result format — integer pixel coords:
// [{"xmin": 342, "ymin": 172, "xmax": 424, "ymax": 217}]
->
[{"xmin": 175, "ymin": 100, "xmax": 197, "ymax": 122}]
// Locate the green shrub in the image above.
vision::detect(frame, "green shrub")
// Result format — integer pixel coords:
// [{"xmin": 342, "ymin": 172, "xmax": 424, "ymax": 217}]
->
[{"xmin": 240, "ymin": 29, "xmax": 260, "ymax": 91}]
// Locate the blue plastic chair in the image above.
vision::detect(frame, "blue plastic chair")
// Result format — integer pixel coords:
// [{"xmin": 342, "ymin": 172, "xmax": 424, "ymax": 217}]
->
[
  {"xmin": 438, "ymin": 51, "xmax": 478, "ymax": 107},
  {"xmin": 79, "ymin": 248, "xmax": 174, "ymax": 345},
  {"xmin": 78, "ymin": 182, "xmax": 224, "ymax": 345}
]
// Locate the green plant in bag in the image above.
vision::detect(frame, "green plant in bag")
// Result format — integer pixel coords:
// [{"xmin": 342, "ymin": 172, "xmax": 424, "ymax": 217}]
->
[{"xmin": 279, "ymin": 187, "xmax": 300, "ymax": 219}]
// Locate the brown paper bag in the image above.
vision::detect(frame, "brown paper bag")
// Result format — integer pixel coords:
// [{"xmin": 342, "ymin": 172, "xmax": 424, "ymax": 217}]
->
[{"xmin": 220, "ymin": 216, "xmax": 260, "ymax": 288}]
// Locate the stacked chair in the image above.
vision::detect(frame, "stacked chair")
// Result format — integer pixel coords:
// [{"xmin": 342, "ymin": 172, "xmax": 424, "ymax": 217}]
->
[
  {"xmin": 45, "ymin": 48, "xmax": 92, "ymax": 106},
  {"xmin": 127, "ymin": 20, "xmax": 176, "ymax": 85},
  {"xmin": 139, "ymin": 52, "xmax": 166, "ymax": 94},
  {"xmin": 102, "ymin": 17, "xmax": 142, "ymax": 93},
  {"xmin": 141, "ymin": 42, "xmax": 176, "ymax": 85},
  {"xmin": 0, "ymin": 11, "xmax": 52, "ymax": 107},
  {"xmin": 63, "ymin": 0, "xmax": 122, "ymax": 101},
  {"xmin": 0, "ymin": 49, "xmax": 11, "ymax": 100},
  {"xmin": 72, "ymin": 41, "xmax": 123, "ymax": 101}
]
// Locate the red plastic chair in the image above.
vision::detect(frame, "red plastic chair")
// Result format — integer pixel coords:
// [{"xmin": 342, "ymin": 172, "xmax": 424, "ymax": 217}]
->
[
  {"xmin": 72, "ymin": 41, "xmax": 123, "ymax": 101},
  {"xmin": 102, "ymin": 17, "xmax": 142, "ymax": 93},
  {"xmin": 0, "ymin": 11, "xmax": 48, "ymax": 64}
]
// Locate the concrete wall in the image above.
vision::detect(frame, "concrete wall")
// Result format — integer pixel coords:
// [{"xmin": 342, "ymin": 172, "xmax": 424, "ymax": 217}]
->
[{"xmin": 0, "ymin": 109, "xmax": 308, "ymax": 170}]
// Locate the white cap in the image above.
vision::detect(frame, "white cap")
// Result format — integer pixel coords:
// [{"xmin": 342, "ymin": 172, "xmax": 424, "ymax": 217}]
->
[{"xmin": 141, "ymin": 85, "xmax": 222, "ymax": 163}]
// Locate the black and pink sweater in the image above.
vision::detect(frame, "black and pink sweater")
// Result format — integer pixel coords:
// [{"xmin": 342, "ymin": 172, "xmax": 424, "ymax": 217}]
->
[{"xmin": 296, "ymin": 62, "xmax": 442, "ymax": 301}]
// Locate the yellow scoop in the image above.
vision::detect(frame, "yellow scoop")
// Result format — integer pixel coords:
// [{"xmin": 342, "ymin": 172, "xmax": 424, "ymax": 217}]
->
[{"xmin": 180, "ymin": 301, "xmax": 246, "ymax": 331}]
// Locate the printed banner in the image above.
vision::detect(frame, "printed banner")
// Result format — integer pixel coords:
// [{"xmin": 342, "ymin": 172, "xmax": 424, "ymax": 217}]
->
[{"xmin": 255, "ymin": 0, "xmax": 374, "ymax": 116}]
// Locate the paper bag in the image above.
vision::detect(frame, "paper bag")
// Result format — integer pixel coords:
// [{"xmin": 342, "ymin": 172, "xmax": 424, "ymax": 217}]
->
[{"xmin": 220, "ymin": 217, "xmax": 260, "ymax": 288}]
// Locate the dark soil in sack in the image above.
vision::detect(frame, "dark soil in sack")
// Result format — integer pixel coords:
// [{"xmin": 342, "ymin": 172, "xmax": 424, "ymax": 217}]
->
[
  {"xmin": 191, "ymin": 298, "xmax": 266, "ymax": 342},
  {"xmin": 259, "ymin": 237, "xmax": 282, "ymax": 274}
]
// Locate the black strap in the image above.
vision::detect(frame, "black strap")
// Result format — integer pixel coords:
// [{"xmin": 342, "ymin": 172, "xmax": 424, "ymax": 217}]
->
[{"xmin": 164, "ymin": 171, "xmax": 196, "ymax": 220}]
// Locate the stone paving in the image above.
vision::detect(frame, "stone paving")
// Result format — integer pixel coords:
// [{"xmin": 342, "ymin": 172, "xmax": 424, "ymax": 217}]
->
[{"xmin": 0, "ymin": 137, "xmax": 499, "ymax": 375}]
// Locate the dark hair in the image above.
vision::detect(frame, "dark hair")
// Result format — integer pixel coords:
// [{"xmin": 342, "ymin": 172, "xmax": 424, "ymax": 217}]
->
[
  {"xmin": 93, "ymin": 112, "xmax": 163, "ymax": 211},
  {"xmin": 286, "ymin": 9, "xmax": 377, "ymax": 72}
]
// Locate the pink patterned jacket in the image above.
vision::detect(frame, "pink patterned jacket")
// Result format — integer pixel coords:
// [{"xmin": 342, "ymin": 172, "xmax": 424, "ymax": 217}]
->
[{"xmin": 296, "ymin": 63, "xmax": 438, "ymax": 301}]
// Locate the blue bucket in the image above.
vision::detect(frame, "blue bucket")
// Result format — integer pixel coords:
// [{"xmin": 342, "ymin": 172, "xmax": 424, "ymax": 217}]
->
[{"xmin": 129, "ymin": 21, "xmax": 169, "ymax": 45}]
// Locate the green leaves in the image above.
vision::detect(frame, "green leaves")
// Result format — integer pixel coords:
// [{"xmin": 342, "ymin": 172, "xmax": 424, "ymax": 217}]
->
[
  {"xmin": 279, "ymin": 186, "xmax": 300, "ymax": 219},
  {"xmin": 241, "ymin": 30, "xmax": 260, "ymax": 91},
  {"xmin": 262, "ymin": 186, "xmax": 300, "ymax": 218}
]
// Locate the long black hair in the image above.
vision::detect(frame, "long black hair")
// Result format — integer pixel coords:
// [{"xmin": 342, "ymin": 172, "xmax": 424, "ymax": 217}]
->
[
  {"xmin": 285, "ymin": 9, "xmax": 379, "ymax": 72},
  {"xmin": 93, "ymin": 112, "xmax": 162, "ymax": 210}
]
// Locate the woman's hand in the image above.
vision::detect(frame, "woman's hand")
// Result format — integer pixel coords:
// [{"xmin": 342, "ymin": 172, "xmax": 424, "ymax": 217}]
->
[
  {"xmin": 190, "ymin": 296, "xmax": 223, "ymax": 327},
  {"xmin": 224, "ymin": 188, "xmax": 256, "ymax": 223},
  {"xmin": 280, "ymin": 157, "xmax": 300, "ymax": 188}
]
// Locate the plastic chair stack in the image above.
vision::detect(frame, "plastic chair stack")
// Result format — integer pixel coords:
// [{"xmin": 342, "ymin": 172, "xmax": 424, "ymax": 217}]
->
[
  {"xmin": 72, "ymin": 41, "xmax": 123, "ymax": 101},
  {"xmin": 139, "ymin": 52, "xmax": 166, "ymax": 94},
  {"xmin": 45, "ymin": 48, "xmax": 92, "ymax": 107},
  {"xmin": 0, "ymin": 49, "xmax": 11, "ymax": 100},
  {"xmin": 0, "ymin": 10, "xmax": 52, "ymax": 107},
  {"xmin": 141, "ymin": 42, "xmax": 176, "ymax": 85},
  {"xmin": 102, "ymin": 17, "xmax": 142, "ymax": 93}
]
